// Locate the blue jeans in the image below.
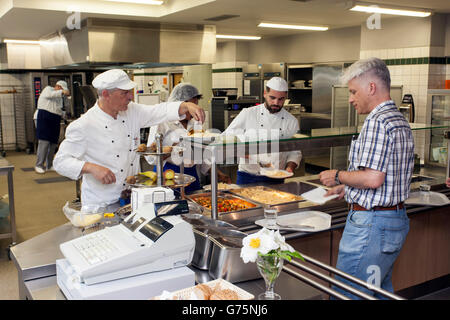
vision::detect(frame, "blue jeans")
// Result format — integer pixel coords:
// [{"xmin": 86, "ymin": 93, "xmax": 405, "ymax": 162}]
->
[{"xmin": 332, "ymin": 208, "xmax": 409, "ymax": 300}]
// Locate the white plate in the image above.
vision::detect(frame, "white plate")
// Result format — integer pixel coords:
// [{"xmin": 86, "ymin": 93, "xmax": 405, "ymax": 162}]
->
[
  {"xmin": 301, "ymin": 187, "xmax": 339, "ymax": 205},
  {"xmin": 260, "ymin": 168, "xmax": 293, "ymax": 179},
  {"xmin": 405, "ymin": 191, "xmax": 450, "ymax": 206},
  {"xmin": 255, "ymin": 210, "xmax": 331, "ymax": 232}
]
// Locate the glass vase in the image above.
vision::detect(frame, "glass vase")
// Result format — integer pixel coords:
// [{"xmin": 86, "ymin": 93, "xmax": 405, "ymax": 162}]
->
[{"xmin": 256, "ymin": 254, "xmax": 283, "ymax": 300}]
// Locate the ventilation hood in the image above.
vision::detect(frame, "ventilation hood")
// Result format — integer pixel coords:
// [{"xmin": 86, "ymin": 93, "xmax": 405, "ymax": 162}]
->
[{"xmin": 40, "ymin": 18, "xmax": 217, "ymax": 69}]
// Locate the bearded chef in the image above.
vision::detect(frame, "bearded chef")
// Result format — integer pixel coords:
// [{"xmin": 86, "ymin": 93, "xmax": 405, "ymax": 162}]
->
[
  {"xmin": 53, "ymin": 69, "xmax": 205, "ymax": 210},
  {"xmin": 222, "ymin": 77, "xmax": 302, "ymax": 185}
]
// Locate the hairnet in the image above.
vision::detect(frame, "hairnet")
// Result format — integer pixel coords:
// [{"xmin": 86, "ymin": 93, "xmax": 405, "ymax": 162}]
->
[{"xmin": 168, "ymin": 83, "xmax": 201, "ymax": 102}]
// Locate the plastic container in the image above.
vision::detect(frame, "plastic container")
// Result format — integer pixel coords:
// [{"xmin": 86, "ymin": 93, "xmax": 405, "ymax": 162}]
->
[{"xmin": 62, "ymin": 201, "xmax": 104, "ymax": 227}]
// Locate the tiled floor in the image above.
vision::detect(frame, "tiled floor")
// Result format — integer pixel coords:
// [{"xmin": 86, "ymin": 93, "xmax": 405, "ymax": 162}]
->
[{"xmin": 0, "ymin": 151, "xmax": 76, "ymax": 299}]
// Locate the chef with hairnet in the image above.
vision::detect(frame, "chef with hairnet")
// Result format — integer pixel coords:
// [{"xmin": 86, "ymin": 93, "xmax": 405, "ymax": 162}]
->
[
  {"xmin": 223, "ymin": 77, "xmax": 302, "ymax": 185},
  {"xmin": 54, "ymin": 70, "xmax": 205, "ymax": 211},
  {"xmin": 146, "ymin": 82, "xmax": 231, "ymax": 193}
]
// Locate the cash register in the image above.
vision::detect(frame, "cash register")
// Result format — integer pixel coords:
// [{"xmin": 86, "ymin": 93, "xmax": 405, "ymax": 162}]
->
[{"xmin": 57, "ymin": 200, "xmax": 196, "ymax": 299}]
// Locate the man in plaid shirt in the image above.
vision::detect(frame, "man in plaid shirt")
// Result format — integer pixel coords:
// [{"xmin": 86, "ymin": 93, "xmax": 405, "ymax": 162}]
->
[{"xmin": 319, "ymin": 57, "xmax": 414, "ymax": 299}]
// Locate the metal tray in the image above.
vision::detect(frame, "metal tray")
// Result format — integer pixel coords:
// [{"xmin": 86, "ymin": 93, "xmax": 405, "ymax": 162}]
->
[
  {"xmin": 186, "ymin": 192, "xmax": 263, "ymax": 227},
  {"xmin": 229, "ymin": 185, "xmax": 305, "ymax": 212},
  {"xmin": 208, "ymin": 230, "xmax": 261, "ymax": 283},
  {"xmin": 181, "ymin": 214, "xmax": 235, "ymax": 270},
  {"xmin": 128, "ymin": 173, "xmax": 196, "ymax": 188}
]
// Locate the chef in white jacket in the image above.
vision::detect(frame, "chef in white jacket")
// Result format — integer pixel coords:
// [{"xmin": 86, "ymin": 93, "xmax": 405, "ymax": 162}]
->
[
  {"xmin": 53, "ymin": 69, "xmax": 205, "ymax": 210},
  {"xmin": 222, "ymin": 77, "xmax": 302, "ymax": 185}
]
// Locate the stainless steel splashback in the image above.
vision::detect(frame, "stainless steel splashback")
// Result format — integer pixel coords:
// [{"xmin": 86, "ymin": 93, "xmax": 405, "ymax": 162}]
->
[{"xmin": 40, "ymin": 18, "xmax": 216, "ymax": 69}]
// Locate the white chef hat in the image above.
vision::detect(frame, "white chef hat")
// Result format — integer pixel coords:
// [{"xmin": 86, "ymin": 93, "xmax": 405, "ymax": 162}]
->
[
  {"xmin": 266, "ymin": 77, "xmax": 288, "ymax": 92},
  {"xmin": 92, "ymin": 69, "xmax": 137, "ymax": 90},
  {"xmin": 56, "ymin": 80, "xmax": 68, "ymax": 91}
]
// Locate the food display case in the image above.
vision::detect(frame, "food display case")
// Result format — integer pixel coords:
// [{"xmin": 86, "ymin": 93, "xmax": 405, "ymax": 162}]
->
[{"xmin": 181, "ymin": 122, "xmax": 450, "ymax": 225}]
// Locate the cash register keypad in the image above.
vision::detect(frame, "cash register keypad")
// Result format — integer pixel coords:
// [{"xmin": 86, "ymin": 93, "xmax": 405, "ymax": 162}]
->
[{"xmin": 72, "ymin": 233, "xmax": 119, "ymax": 265}]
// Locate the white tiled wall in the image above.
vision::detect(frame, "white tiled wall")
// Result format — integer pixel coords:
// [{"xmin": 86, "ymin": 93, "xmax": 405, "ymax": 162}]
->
[
  {"xmin": 212, "ymin": 61, "xmax": 247, "ymax": 97},
  {"xmin": 359, "ymin": 46, "xmax": 449, "ymax": 161}
]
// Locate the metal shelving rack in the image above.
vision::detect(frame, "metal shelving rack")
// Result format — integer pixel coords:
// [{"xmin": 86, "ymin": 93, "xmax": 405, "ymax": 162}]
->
[{"xmin": 0, "ymin": 85, "xmax": 31, "ymax": 155}]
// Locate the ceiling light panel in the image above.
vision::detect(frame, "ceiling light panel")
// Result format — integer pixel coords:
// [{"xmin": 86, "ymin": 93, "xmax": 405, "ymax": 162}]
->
[
  {"xmin": 104, "ymin": 0, "xmax": 164, "ymax": 5},
  {"xmin": 3, "ymin": 39, "xmax": 41, "ymax": 44},
  {"xmin": 216, "ymin": 35, "xmax": 261, "ymax": 40},
  {"xmin": 350, "ymin": 4, "xmax": 431, "ymax": 17},
  {"xmin": 258, "ymin": 23, "xmax": 328, "ymax": 31}
]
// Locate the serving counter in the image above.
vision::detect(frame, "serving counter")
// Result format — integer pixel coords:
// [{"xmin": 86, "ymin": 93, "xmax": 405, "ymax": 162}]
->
[
  {"xmin": 10, "ymin": 221, "xmax": 323, "ymax": 300},
  {"xmin": 10, "ymin": 123, "xmax": 450, "ymax": 300}
]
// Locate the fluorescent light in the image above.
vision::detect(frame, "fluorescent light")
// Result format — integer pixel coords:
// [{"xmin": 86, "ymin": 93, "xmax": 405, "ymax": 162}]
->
[
  {"xmin": 258, "ymin": 22, "xmax": 328, "ymax": 31},
  {"xmin": 216, "ymin": 35, "xmax": 261, "ymax": 40},
  {"xmin": 104, "ymin": 0, "xmax": 164, "ymax": 4},
  {"xmin": 350, "ymin": 5, "xmax": 431, "ymax": 17},
  {"xmin": 3, "ymin": 39, "xmax": 41, "ymax": 44}
]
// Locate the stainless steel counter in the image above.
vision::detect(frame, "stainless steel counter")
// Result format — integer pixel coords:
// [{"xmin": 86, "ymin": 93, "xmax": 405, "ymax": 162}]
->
[
  {"xmin": 0, "ymin": 156, "xmax": 17, "ymax": 249},
  {"xmin": 10, "ymin": 221, "xmax": 323, "ymax": 300}
]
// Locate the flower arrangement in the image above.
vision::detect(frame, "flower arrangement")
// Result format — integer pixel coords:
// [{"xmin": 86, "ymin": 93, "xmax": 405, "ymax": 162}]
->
[
  {"xmin": 240, "ymin": 228, "xmax": 304, "ymax": 300},
  {"xmin": 240, "ymin": 227, "xmax": 303, "ymax": 263}
]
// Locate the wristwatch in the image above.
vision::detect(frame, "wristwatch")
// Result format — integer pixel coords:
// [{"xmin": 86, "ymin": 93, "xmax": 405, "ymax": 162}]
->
[{"xmin": 335, "ymin": 170, "xmax": 341, "ymax": 185}]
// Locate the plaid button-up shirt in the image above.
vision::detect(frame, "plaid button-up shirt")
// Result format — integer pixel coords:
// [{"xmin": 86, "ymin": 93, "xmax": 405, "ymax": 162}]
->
[{"xmin": 345, "ymin": 100, "xmax": 415, "ymax": 210}]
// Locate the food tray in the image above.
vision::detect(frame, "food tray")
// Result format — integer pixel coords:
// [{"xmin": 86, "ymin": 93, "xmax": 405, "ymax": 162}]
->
[
  {"xmin": 230, "ymin": 186, "xmax": 304, "ymax": 206},
  {"xmin": 186, "ymin": 192, "xmax": 263, "ymax": 226},
  {"xmin": 255, "ymin": 210, "xmax": 331, "ymax": 232},
  {"xmin": 187, "ymin": 192, "xmax": 260, "ymax": 213},
  {"xmin": 153, "ymin": 279, "xmax": 254, "ymax": 300},
  {"xmin": 128, "ymin": 173, "xmax": 196, "ymax": 188}
]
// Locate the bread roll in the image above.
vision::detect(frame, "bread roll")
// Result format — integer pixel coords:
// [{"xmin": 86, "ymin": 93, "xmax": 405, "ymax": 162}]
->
[
  {"xmin": 126, "ymin": 176, "xmax": 136, "ymax": 184},
  {"xmin": 210, "ymin": 289, "xmax": 239, "ymax": 300},
  {"xmin": 162, "ymin": 146, "xmax": 173, "ymax": 153},
  {"xmin": 137, "ymin": 144, "xmax": 147, "ymax": 152},
  {"xmin": 194, "ymin": 284, "xmax": 213, "ymax": 300}
]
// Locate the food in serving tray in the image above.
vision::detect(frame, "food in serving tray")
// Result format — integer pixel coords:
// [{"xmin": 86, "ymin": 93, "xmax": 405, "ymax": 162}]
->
[
  {"xmin": 232, "ymin": 187, "xmax": 303, "ymax": 205},
  {"xmin": 153, "ymin": 279, "xmax": 248, "ymax": 300},
  {"xmin": 192, "ymin": 195, "xmax": 256, "ymax": 213}
]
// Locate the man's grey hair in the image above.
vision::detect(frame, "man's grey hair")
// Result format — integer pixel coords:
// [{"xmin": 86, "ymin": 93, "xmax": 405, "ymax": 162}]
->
[
  {"xmin": 340, "ymin": 57, "xmax": 391, "ymax": 90},
  {"xmin": 97, "ymin": 88, "xmax": 117, "ymax": 98}
]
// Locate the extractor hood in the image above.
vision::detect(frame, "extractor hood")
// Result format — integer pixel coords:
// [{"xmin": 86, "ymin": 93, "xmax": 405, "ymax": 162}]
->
[{"xmin": 40, "ymin": 18, "xmax": 217, "ymax": 69}]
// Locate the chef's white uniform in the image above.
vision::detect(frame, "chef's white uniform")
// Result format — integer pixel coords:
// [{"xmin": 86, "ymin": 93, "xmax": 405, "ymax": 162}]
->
[
  {"xmin": 145, "ymin": 120, "xmax": 209, "ymax": 173},
  {"xmin": 223, "ymin": 103, "xmax": 302, "ymax": 175},
  {"xmin": 54, "ymin": 101, "xmax": 183, "ymax": 207}
]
